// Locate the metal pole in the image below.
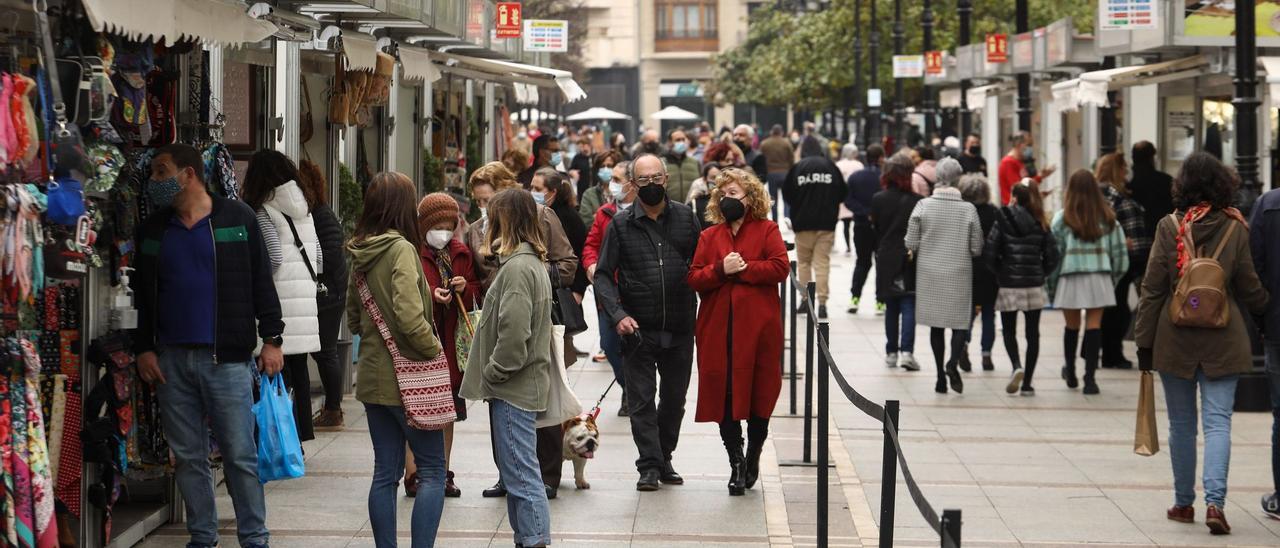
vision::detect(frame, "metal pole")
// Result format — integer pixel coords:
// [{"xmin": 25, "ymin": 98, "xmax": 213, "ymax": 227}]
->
[
  {"xmin": 817, "ymin": 322, "xmax": 831, "ymax": 548},
  {"xmin": 957, "ymin": 0, "xmax": 972, "ymax": 138},
  {"xmin": 921, "ymin": 0, "xmax": 935, "ymax": 140},
  {"xmin": 868, "ymin": 0, "xmax": 880, "ymax": 146},
  {"xmin": 1099, "ymin": 57, "xmax": 1118, "ymax": 156},
  {"xmin": 803, "ymin": 281, "xmax": 816, "ymax": 463},
  {"xmin": 879, "ymin": 400, "xmax": 901, "ymax": 548},
  {"xmin": 1235, "ymin": 0, "xmax": 1262, "ymax": 206},
  {"xmin": 892, "ymin": 0, "xmax": 905, "ymax": 145},
  {"xmin": 789, "ymin": 261, "xmax": 799, "ymax": 415},
  {"xmin": 941, "ymin": 509, "xmax": 963, "ymax": 548},
  {"xmin": 853, "ymin": 0, "xmax": 864, "ymax": 150},
  {"xmin": 1015, "ymin": 0, "xmax": 1030, "ymax": 132}
]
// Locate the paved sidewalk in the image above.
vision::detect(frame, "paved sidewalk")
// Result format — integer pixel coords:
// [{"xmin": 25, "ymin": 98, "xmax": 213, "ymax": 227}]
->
[{"xmin": 135, "ymin": 244, "xmax": 1280, "ymax": 547}]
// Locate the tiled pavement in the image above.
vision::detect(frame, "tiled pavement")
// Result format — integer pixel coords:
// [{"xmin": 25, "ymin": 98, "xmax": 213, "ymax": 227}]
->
[{"xmin": 136, "ymin": 244, "xmax": 1279, "ymax": 547}]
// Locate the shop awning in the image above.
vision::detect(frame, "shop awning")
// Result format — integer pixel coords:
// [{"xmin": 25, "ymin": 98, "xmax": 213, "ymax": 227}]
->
[
  {"xmin": 434, "ymin": 52, "xmax": 587, "ymax": 103},
  {"xmin": 938, "ymin": 88, "xmax": 962, "ymax": 109},
  {"xmin": 1053, "ymin": 55, "xmax": 1207, "ymax": 111},
  {"xmin": 82, "ymin": 0, "xmax": 279, "ymax": 47},
  {"xmin": 1260, "ymin": 57, "xmax": 1280, "ymax": 100},
  {"xmin": 397, "ymin": 47, "xmax": 441, "ymax": 83},
  {"xmin": 966, "ymin": 84, "xmax": 1002, "ymax": 112},
  {"xmin": 342, "ymin": 33, "xmax": 379, "ymax": 72}
]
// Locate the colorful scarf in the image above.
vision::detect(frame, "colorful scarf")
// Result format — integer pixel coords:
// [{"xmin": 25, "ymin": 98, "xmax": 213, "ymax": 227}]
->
[{"xmin": 1175, "ymin": 203, "xmax": 1248, "ymax": 277}]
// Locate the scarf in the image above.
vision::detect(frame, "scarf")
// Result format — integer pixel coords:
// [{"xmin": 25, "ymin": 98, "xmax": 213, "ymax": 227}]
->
[{"xmin": 1175, "ymin": 203, "xmax": 1247, "ymax": 277}]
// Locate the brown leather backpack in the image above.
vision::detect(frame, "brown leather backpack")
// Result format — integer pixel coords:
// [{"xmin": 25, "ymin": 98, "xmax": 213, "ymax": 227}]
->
[{"xmin": 1168, "ymin": 214, "xmax": 1237, "ymax": 329}]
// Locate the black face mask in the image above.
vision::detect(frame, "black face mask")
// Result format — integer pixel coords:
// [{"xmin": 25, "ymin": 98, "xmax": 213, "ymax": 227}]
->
[
  {"xmin": 734, "ymin": 139, "xmax": 752, "ymax": 152},
  {"xmin": 967, "ymin": 145, "xmax": 981, "ymax": 156},
  {"xmin": 638, "ymin": 183, "xmax": 666, "ymax": 206},
  {"xmin": 719, "ymin": 196, "xmax": 746, "ymax": 222}
]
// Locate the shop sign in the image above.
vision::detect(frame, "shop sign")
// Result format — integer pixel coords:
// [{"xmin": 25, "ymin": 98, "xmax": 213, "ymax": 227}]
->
[
  {"xmin": 1101, "ymin": 0, "xmax": 1157, "ymax": 31},
  {"xmin": 1046, "ymin": 20, "xmax": 1070, "ymax": 66},
  {"xmin": 867, "ymin": 88, "xmax": 882, "ymax": 108},
  {"xmin": 924, "ymin": 51, "xmax": 944, "ymax": 75},
  {"xmin": 1011, "ymin": 32, "xmax": 1033, "ymax": 70},
  {"xmin": 892, "ymin": 55, "xmax": 924, "ymax": 78},
  {"xmin": 465, "ymin": 0, "xmax": 486, "ymax": 44},
  {"xmin": 985, "ymin": 34, "xmax": 1008, "ymax": 63},
  {"xmin": 523, "ymin": 19, "xmax": 568, "ymax": 52},
  {"xmin": 496, "ymin": 2, "xmax": 522, "ymax": 39}
]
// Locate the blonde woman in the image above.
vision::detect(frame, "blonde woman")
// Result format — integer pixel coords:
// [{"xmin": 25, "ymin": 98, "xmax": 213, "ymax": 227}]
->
[{"xmin": 687, "ymin": 168, "xmax": 789, "ymax": 496}]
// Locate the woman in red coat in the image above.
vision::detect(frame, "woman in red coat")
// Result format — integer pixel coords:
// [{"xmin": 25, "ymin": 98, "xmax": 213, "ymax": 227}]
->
[
  {"xmin": 412, "ymin": 193, "xmax": 482, "ymax": 498},
  {"xmin": 687, "ymin": 168, "xmax": 789, "ymax": 496}
]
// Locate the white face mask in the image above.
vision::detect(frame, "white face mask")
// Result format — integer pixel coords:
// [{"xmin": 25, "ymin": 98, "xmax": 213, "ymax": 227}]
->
[
  {"xmin": 426, "ymin": 229, "xmax": 453, "ymax": 250},
  {"xmin": 617, "ymin": 201, "xmax": 633, "ymax": 211},
  {"xmin": 609, "ymin": 181, "xmax": 625, "ymax": 201},
  {"xmin": 479, "ymin": 207, "xmax": 487, "ymax": 219}
]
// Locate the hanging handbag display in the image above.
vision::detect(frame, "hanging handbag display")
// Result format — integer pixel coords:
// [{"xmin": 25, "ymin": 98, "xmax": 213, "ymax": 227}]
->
[
  {"xmin": 355, "ymin": 273, "xmax": 456, "ymax": 430},
  {"xmin": 283, "ymin": 215, "xmax": 327, "ymax": 297},
  {"xmin": 35, "ymin": 0, "xmax": 92, "ymax": 183},
  {"xmin": 46, "ymin": 177, "xmax": 86, "ymax": 225},
  {"xmin": 300, "ymin": 77, "xmax": 315, "ymax": 145}
]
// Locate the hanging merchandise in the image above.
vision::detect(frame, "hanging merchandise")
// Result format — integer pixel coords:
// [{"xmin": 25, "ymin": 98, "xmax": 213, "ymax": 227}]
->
[{"xmin": 45, "ymin": 179, "xmax": 85, "ymax": 226}]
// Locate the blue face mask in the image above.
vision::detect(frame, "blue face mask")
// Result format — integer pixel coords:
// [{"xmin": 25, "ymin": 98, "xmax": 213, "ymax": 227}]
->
[
  {"xmin": 149, "ymin": 176, "xmax": 182, "ymax": 210},
  {"xmin": 549, "ymin": 152, "xmax": 563, "ymax": 167},
  {"xmin": 598, "ymin": 167, "xmax": 613, "ymax": 183},
  {"xmin": 673, "ymin": 141, "xmax": 689, "ymax": 155},
  {"xmin": 609, "ymin": 181, "xmax": 625, "ymax": 201},
  {"xmin": 1022, "ymin": 146, "xmax": 1034, "ymax": 160},
  {"xmin": 531, "ymin": 190, "xmax": 547, "ymax": 205}
]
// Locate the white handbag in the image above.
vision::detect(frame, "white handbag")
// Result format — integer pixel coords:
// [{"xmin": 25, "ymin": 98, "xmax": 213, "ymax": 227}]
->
[{"xmin": 536, "ymin": 325, "xmax": 583, "ymax": 427}]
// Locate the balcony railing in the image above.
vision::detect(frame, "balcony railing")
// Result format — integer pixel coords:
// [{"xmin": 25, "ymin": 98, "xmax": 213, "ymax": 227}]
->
[{"xmin": 655, "ymin": 28, "xmax": 719, "ymax": 40}]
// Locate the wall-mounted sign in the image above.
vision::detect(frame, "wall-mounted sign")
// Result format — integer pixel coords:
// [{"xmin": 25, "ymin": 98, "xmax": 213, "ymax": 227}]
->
[
  {"xmin": 985, "ymin": 34, "xmax": 1008, "ymax": 63},
  {"xmin": 925, "ymin": 51, "xmax": 944, "ymax": 75},
  {"xmin": 496, "ymin": 2, "xmax": 522, "ymax": 39},
  {"xmin": 893, "ymin": 55, "xmax": 924, "ymax": 78},
  {"xmin": 523, "ymin": 19, "xmax": 568, "ymax": 52},
  {"xmin": 867, "ymin": 88, "xmax": 882, "ymax": 108},
  {"xmin": 1011, "ymin": 32, "xmax": 1033, "ymax": 69},
  {"xmin": 465, "ymin": 0, "xmax": 486, "ymax": 44},
  {"xmin": 1101, "ymin": 0, "xmax": 1158, "ymax": 31}
]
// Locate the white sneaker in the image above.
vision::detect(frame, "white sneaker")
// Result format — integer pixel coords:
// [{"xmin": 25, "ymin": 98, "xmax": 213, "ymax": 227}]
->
[
  {"xmin": 898, "ymin": 352, "xmax": 921, "ymax": 371},
  {"xmin": 885, "ymin": 352, "xmax": 898, "ymax": 368}
]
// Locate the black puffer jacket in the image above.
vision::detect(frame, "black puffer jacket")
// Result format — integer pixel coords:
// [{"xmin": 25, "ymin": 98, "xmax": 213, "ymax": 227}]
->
[
  {"xmin": 983, "ymin": 205, "xmax": 1060, "ymax": 289},
  {"xmin": 593, "ymin": 200, "xmax": 701, "ymax": 334},
  {"xmin": 312, "ymin": 204, "xmax": 349, "ymax": 313}
]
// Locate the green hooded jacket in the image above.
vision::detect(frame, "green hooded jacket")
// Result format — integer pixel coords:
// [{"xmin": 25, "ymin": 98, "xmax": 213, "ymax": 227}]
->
[
  {"xmin": 459, "ymin": 243, "xmax": 552, "ymax": 411},
  {"xmin": 346, "ymin": 230, "xmax": 442, "ymax": 406}
]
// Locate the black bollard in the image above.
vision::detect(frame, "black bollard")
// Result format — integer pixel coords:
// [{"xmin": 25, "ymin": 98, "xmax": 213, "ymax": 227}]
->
[
  {"xmin": 803, "ymin": 281, "xmax": 816, "ymax": 463},
  {"xmin": 941, "ymin": 509, "xmax": 962, "ymax": 547},
  {"xmin": 879, "ymin": 400, "xmax": 900, "ymax": 548},
  {"xmin": 789, "ymin": 261, "xmax": 799, "ymax": 415},
  {"xmin": 817, "ymin": 322, "xmax": 831, "ymax": 548}
]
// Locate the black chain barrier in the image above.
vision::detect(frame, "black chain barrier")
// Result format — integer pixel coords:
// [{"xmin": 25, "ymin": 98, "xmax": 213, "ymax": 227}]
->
[{"xmin": 785, "ymin": 266, "xmax": 963, "ymax": 548}]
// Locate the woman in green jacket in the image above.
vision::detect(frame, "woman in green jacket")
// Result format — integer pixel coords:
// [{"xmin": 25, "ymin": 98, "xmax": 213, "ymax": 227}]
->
[
  {"xmin": 459, "ymin": 189, "xmax": 554, "ymax": 548},
  {"xmin": 345, "ymin": 171, "xmax": 447, "ymax": 547}
]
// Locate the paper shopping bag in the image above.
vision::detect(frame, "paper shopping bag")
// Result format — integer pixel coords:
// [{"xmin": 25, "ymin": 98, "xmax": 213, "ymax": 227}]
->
[{"xmin": 1134, "ymin": 370, "xmax": 1160, "ymax": 456}]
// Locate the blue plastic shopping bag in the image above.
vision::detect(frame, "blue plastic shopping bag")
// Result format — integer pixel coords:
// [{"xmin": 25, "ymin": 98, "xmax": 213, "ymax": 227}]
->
[{"xmin": 253, "ymin": 374, "xmax": 305, "ymax": 483}]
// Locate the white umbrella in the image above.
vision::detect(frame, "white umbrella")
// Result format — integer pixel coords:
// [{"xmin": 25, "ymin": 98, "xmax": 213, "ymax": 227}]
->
[
  {"xmin": 565, "ymin": 107, "xmax": 632, "ymax": 121},
  {"xmin": 649, "ymin": 105, "xmax": 701, "ymax": 121}
]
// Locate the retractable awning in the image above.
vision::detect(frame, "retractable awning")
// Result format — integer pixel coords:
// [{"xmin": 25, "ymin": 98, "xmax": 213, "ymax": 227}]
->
[
  {"xmin": 434, "ymin": 52, "xmax": 587, "ymax": 103},
  {"xmin": 82, "ymin": 0, "xmax": 278, "ymax": 47},
  {"xmin": 966, "ymin": 84, "xmax": 1003, "ymax": 112},
  {"xmin": 1053, "ymin": 55, "xmax": 1207, "ymax": 111}
]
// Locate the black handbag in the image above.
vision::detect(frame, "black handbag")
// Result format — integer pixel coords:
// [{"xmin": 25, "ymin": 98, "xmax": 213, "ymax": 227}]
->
[{"xmin": 551, "ymin": 287, "xmax": 588, "ymax": 336}]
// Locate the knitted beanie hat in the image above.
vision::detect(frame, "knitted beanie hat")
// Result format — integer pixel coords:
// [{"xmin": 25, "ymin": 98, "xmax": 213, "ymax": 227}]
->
[{"xmin": 417, "ymin": 192, "xmax": 459, "ymax": 234}]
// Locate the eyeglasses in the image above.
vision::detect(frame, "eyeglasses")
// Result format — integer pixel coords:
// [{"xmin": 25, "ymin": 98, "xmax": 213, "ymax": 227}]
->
[{"xmin": 634, "ymin": 175, "xmax": 666, "ymax": 187}]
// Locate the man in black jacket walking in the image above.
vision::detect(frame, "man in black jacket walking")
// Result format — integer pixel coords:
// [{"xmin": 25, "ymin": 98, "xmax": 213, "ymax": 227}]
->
[
  {"xmin": 784, "ymin": 136, "xmax": 848, "ymax": 318},
  {"xmin": 132, "ymin": 144, "xmax": 283, "ymax": 548},
  {"xmin": 594, "ymin": 154, "xmax": 702, "ymax": 491}
]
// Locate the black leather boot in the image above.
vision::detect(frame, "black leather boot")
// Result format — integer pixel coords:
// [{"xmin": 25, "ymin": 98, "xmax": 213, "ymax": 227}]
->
[
  {"xmin": 744, "ymin": 440, "xmax": 763, "ymax": 489},
  {"xmin": 725, "ymin": 439, "xmax": 746, "ymax": 496}
]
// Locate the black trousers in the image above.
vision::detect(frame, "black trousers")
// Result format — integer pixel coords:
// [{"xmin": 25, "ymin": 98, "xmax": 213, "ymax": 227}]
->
[
  {"xmin": 1101, "ymin": 271, "xmax": 1134, "ymax": 365},
  {"xmin": 851, "ymin": 216, "xmax": 877, "ymax": 300},
  {"xmin": 625, "ymin": 333, "xmax": 694, "ymax": 473},
  {"xmin": 489, "ymin": 403, "xmax": 564, "ymax": 488},
  {"xmin": 282, "ymin": 353, "xmax": 315, "ymax": 442},
  {"xmin": 315, "ymin": 306, "xmax": 346, "ymax": 411}
]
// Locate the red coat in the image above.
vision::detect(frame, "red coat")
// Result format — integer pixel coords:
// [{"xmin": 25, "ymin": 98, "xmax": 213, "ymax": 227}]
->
[
  {"xmin": 687, "ymin": 216, "xmax": 789, "ymax": 422},
  {"xmin": 420, "ymin": 239, "xmax": 482, "ymax": 392},
  {"xmin": 582, "ymin": 202, "xmax": 617, "ymax": 269}
]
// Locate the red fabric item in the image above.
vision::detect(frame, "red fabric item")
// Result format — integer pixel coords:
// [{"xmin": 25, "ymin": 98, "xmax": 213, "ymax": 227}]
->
[
  {"xmin": 582, "ymin": 203, "xmax": 618, "ymax": 269},
  {"xmin": 686, "ymin": 217, "xmax": 790, "ymax": 423},
  {"xmin": 1175, "ymin": 204, "xmax": 1248, "ymax": 277},
  {"xmin": 54, "ymin": 388, "xmax": 81, "ymax": 517},
  {"xmin": 419, "ymin": 239, "xmax": 481, "ymax": 392}
]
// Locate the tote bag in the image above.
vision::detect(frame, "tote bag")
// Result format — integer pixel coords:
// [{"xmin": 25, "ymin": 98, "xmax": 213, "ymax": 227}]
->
[{"xmin": 536, "ymin": 325, "xmax": 583, "ymax": 428}]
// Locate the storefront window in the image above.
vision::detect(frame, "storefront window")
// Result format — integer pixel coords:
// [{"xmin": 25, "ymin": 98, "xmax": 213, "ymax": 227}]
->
[{"xmin": 1202, "ymin": 98, "xmax": 1235, "ymax": 167}]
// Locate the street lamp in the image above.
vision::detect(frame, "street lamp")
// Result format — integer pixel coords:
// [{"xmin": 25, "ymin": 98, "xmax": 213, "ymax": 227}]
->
[
  {"xmin": 958, "ymin": 0, "xmax": 972, "ymax": 138},
  {"xmin": 868, "ymin": 0, "xmax": 880, "ymax": 146},
  {"xmin": 1236, "ymin": 0, "xmax": 1261, "ymax": 206},
  {"xmin": 853, "ymin": 0, "xmax": 864, "ymax": 149},
  {"xmin": 893, "ymin": 0, "xmax": 905, "ymax": 146},
  {"xmin": 922, "ymin": 0, "xmax": 935, "ymax": 140},
  {"xmin": 1015, "ymin": 0, "xmax": 1030, "ymax": 132}
]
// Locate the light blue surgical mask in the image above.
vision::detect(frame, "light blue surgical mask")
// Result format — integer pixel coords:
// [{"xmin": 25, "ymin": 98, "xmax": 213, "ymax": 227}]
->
[
  {"xmin": 531, "ymin": 190, "xmax": 547, "ymax": 205},
  {"xmin": 598, "ymin": 167, "xmax": 613, "ymax": 183},
  {"xmin": 549, "ymin": 152, "xmax": 563, "ymax": 167},
  {"xmin": 673, "ymin": 141, "xmax": 689, "ymax": 155},
  {"xmin": 609, "ymin": 181, "xmax": 625, "ymax": 201},
  {"xmin": 148, "ymin": 176, "xmax": 182, "ymax": 210},
  {"xmin": 1022, "ymin": 146, "xmax": 1034, "ymax": 160},
  {"xmin": 617, "ymin": 201, "xmax": 633, "ymax": 211}
]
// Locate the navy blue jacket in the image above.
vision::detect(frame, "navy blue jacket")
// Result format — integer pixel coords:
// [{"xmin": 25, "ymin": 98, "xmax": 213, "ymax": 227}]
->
[
  {"xmin": 132, "ymin": 195, "xmax": 284, "ymax": 362},
  {"xmin": 844, "ymin": 166, "xmax": 881, "ymax": 218},
  {"xmin": 1250, "ymin": 189, "xmax": 1280, "ymax": 339}
]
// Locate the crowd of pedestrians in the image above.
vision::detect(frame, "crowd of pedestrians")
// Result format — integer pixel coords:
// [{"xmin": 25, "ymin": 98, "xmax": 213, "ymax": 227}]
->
[{"xmin": 126, "ymin": 117, "xmax": 1280, "ymax": 546}]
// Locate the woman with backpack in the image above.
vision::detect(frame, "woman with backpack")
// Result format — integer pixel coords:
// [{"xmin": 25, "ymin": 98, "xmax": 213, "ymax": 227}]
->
[
  {"xmin": 1135, "ymin": 152, "xmax": 1267, "ymax": 536},
  {"xmin": 983, "ymin": 180, "xmax": 1059, "ymax": 395},
  {"xmin": 1046, "ymin": 170, "xmax": 1129, "ymax": 395}
]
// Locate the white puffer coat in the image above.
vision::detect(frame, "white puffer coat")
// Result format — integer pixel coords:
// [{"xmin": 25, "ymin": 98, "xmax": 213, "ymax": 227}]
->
[{"xmin": 263, "ymin": 181, "xmax": 322, "ymax": 355}]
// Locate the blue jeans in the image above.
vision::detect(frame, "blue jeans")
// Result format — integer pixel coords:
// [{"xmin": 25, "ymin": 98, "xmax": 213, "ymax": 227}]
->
[
  {"xmin": 365, "ymin": 403, "xmax": 446, "ymax": 548},
  {"xmin": 598, "ymin": 305, "xmax": 625, "ymax": 387},
  {"xmin": 1160, "ymin": 369, "xmax": 1238, "ymax": 507},
  {"xmin": 491, "ymin": 399, "xmax": 551, "ymax": 547},
  {"xmin": 767, "ymin": 173, "xmax": 790, "ymax": 218},
  {"xmin": 884, "ymin": 296, "xmax": 916, "ymax": 353},
  {"xmin": 967, "ymin": 305, "xmax": 996, "ymax": 354},
  {"xmin": 1265, "ymin": 343, "xmax": 1280, "ymax": 494},
  {"xmin": 155, "ymin": 348, "xmax": 267, "ymax": 548}
]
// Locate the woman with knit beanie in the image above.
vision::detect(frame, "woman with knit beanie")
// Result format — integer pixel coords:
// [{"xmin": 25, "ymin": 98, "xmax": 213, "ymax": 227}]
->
[{"xmin": 402, "ymin": 193, "xmax": 481, "ymax": 499}]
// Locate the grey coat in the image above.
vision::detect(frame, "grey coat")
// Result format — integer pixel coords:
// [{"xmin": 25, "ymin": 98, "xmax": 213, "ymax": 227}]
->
[{"xmin": 905, "ymin": 188, "xmax": 983, "ymax": 329}]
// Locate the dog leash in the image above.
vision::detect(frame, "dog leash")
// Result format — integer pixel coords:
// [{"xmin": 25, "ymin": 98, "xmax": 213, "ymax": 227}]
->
[{"xmin": 587, "ymin": 378, "xmax": 617, "ymax": 420}]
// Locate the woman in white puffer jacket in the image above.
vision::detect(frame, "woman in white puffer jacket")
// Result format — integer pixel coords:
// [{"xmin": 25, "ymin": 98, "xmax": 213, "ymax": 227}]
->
[{"xmin": 243, "ymin": 149, "xmax": 323, "ymax": 441}]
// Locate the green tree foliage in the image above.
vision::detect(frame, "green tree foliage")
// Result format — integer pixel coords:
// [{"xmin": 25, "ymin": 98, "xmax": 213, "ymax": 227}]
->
[{"xmin": 709, "ymin": 0, "xmax": 1093, "ymax": 110}]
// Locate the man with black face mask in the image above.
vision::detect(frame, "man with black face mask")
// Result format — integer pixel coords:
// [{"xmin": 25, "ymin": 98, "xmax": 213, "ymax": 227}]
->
[
  {"xmin": 958, "ymin": 133, "xmax": 986, "ymax": 175},
  {"xmin": 593, "ymin": 154, "xmax": 702, "ymax": 492},
  {"xmin": 733, "ymin": 124, "xmax": 768, "ymax": 180}
]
